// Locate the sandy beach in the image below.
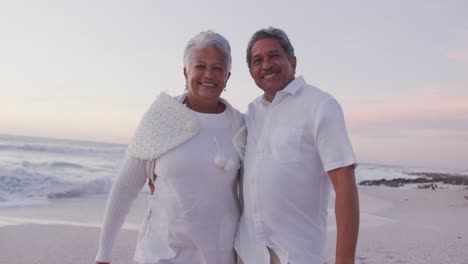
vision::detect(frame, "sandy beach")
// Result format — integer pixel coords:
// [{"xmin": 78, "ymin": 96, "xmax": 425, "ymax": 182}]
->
[
  {"xmin": 1, "ymin": 186, "xmax": 467, "ymax": 264},
  {"xmin": 327, "ymin": 186, "xmax": 468, "ymax": 264}
]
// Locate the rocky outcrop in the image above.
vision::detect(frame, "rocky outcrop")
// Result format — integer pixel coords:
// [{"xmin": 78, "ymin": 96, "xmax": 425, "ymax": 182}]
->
[{"xmin": 359, "ymin": 172, "xmax": 468, "ymax": 187}]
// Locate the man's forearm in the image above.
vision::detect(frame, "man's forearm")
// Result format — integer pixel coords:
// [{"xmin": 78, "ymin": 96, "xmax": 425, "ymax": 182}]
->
[{"xmin": 334, "ymin": 184, "xmax": 359, "ymax": 264}]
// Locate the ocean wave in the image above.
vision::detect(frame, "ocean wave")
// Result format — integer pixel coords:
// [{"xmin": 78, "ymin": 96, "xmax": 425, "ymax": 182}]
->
[
  {"xmin": 46, "ymin": 178, "xmax": 112, "ymax": 199},
  {"xmin": 355, "ymin": 164, "xmax": 419, "ymax": 182},
  {"xmin": 0, "ymin": 173, "xmax": 114, "ymax": 206},
  {"xmin": 0, "ymin": 137, "xmax": 126, "ymax": 158},
  {"xmin": 0, "ymin": 198, "xmax": 49, "ymax": 208},
  {"xmin": 46, "ymin": 161, "xmax": 85, "ymax": 169},
  {"xmin": 0, "ymin": 143, "xmax": 125, "ymax": 157},
  {"xmin": 20, "ymin": 160, "xmax": 85, "ymax": 170},
  {"xmin": 0, "ymin": 135, "xmax": 127, "ymax": 207}
]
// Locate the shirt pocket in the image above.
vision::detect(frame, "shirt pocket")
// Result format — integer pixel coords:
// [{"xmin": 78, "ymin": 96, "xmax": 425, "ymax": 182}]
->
[{"xmin": 270, "ymin": 127, "xmax": 304, "ymax": 163}]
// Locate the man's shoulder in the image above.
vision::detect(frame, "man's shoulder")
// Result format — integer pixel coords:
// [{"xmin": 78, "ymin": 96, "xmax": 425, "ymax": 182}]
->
[
  {"xmin": 289, "ymin": 75, "xmax": 333, "ymax": 100},
  {"xmin": 300, "ymin": 82, "xmax": 334, "ymax": 103},
  {"xmin": 245, "ymin": 94, "xmax": 264, "ymax": 113},
  {"xmin": 249, "ymin": 94, "xmax": 265, "ymax": 105}
]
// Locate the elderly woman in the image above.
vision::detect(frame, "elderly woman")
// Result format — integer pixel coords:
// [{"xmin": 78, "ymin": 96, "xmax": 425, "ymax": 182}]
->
[{"xmin": 95, "ymin": 31, "xmax": 245, "ymax": 264}]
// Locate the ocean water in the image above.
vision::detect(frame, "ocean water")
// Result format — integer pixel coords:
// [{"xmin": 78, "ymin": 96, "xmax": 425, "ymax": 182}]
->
[
  {"xmin": 0, "ymin": 134, "xmax": 466, "ymax": 208},
  {"xmin": 0, "ymin": 134, "xmax": 127, "ymax": 208}
]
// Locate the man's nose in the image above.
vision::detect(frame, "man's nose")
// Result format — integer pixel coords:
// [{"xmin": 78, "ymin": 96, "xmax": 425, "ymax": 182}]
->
[{"xmin": 261, "ymin": 58, "xmax": 273, "ymax": 70}]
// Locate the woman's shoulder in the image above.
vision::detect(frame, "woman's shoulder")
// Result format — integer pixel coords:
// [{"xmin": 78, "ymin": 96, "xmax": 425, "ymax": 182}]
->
[
  {"xmin": 127, "ymin": 92, "xmax": 198, "ymax": 160},
  {"xmin": 219, "ymin": 97, "xmax": 243, "ymax": 117}
]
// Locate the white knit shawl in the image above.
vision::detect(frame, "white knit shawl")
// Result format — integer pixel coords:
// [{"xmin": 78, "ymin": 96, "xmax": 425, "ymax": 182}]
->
[{"xmin": 127, "ymin": 92, "xmax": 246, "ymax": 161}]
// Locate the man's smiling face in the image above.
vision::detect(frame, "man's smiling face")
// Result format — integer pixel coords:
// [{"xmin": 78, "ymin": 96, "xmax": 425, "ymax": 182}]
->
[{"xmin": 249, "ymin": 38, "xmax": 296, "ymax": 102}]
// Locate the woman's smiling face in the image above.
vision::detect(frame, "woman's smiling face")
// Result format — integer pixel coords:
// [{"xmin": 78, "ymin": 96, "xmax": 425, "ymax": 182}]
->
[{"xmin": 184, "ymin": 46, "xmax": 230, "ymax": 103}]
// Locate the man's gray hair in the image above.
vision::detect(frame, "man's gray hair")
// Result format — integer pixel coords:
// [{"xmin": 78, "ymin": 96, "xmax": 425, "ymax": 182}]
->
[
  {"xmin": 183, "ymin": 30, "xmax": 232, "ymax": 75},
  {"xmin": 246, "ymin": 27, "xmax": 295, "ymax": 68}
]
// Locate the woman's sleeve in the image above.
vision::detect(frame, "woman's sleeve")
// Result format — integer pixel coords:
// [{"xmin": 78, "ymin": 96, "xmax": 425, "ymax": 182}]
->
[{"xmin": 95, "ymin": 156, "xmax": 148, "ymax": 262}]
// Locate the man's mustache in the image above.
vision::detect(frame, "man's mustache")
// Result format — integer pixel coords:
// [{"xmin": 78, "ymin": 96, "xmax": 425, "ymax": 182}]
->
[{"xmin": 261, "ymin": 68, "xmax": 278, "ymax": 78}]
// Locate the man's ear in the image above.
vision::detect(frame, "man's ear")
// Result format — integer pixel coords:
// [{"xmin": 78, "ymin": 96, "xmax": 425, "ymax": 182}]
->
[
  {"xmin": 291, "ymin": 56, "xmax": 297, "ymax": 72},
  {"xmin": 226, "ymin": 72, "xmax": 231, "ymax": 82}
]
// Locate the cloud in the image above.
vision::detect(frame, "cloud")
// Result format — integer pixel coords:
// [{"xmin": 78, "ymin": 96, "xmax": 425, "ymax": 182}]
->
[
  {"xmin": 342, "ymin": 94, "xmax": 468, "ymax": 169},
  {"xmin": 447, "ymin": 50, "xmax": 468, "ymax": 64},
  {"xmin": 447, "ymin": 28, "xmax": 468, "ymax": 64},
  {"xmin": 342, "ymin": 94, "xmax": 468, "ymax": 134}
]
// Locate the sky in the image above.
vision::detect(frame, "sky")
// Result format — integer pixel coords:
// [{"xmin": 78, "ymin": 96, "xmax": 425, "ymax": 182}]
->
[{"xmin": 1, "ymin": 0, "xmax": 467, "ymax": 170}]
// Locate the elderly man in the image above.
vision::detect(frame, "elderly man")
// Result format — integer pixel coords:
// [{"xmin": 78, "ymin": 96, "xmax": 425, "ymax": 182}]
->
[{"xmin": 235, "ymin": 27, "xmax": 359, "ymax": 264}]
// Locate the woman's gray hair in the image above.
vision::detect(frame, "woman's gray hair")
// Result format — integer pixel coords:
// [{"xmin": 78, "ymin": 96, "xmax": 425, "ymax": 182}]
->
[
  {"xmin": 246, "ymin": 27, "xmax": 295, "ymax": 68},
  {"xmin": 183, "ymin": 30, "xmax": 232, "ymax": 75}
]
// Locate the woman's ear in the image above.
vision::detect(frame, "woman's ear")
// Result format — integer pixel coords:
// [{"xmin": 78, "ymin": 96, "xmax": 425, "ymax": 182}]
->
[{"xmin": 183, "ymin": 67, "xmax": 188, "ymax": 80}]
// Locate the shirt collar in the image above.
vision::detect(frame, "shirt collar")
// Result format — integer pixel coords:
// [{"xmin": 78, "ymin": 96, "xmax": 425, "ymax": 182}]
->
[
  {"xmin": 256, "ymin": 75, "xmax": 305, "ymax": 106},
  {"xmin": 279, "ymin": 75, "xmax": 305, "ymax": 95}
]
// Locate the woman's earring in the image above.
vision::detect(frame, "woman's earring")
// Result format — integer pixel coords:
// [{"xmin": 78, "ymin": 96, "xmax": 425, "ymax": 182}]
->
[{"xmin": 224, "ymin": 88, "xmax": 226, "ymax": 92}]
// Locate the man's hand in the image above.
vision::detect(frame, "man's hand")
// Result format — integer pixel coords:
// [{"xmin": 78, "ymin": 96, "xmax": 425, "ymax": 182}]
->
[
  {"xmin": 148, "ymin": 180, "xmax": 155, "ymax": 195},
  {"xmin": 328, "ymin": 165, "xmax": 360, "ymax": 264}
]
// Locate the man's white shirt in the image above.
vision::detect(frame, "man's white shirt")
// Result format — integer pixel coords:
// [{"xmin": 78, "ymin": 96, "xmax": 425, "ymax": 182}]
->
[{"xmin": 235, "ymin": 76, "xmax": 357, "ymax": 264}]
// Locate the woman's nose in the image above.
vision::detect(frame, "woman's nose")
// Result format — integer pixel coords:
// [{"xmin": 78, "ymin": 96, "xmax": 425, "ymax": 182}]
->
[{"xmin": 203, "ymin": 69, "xmax": 214, "ymax": 78}]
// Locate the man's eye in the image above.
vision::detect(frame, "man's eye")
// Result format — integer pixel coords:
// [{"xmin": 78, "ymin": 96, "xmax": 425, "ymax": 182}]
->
[
  {"xmin": 252, "ymin": 58, "xmax": 261, "ymax": 65},
  {"xmin": 271, "ymin": 53, "xmax": 280, "ymax": 58}
]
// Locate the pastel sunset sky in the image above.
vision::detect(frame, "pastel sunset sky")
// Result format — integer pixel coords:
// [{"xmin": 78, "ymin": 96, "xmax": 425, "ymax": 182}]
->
[{"xmin": 1, "ymin": 0, "xmax": 467, "ymax": 170}]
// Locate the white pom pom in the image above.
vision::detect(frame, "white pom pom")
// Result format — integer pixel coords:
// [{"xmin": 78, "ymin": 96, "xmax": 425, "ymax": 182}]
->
[{"xmin": 214, "ymin": 154, "xmax": 225, "ymax": 169}]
